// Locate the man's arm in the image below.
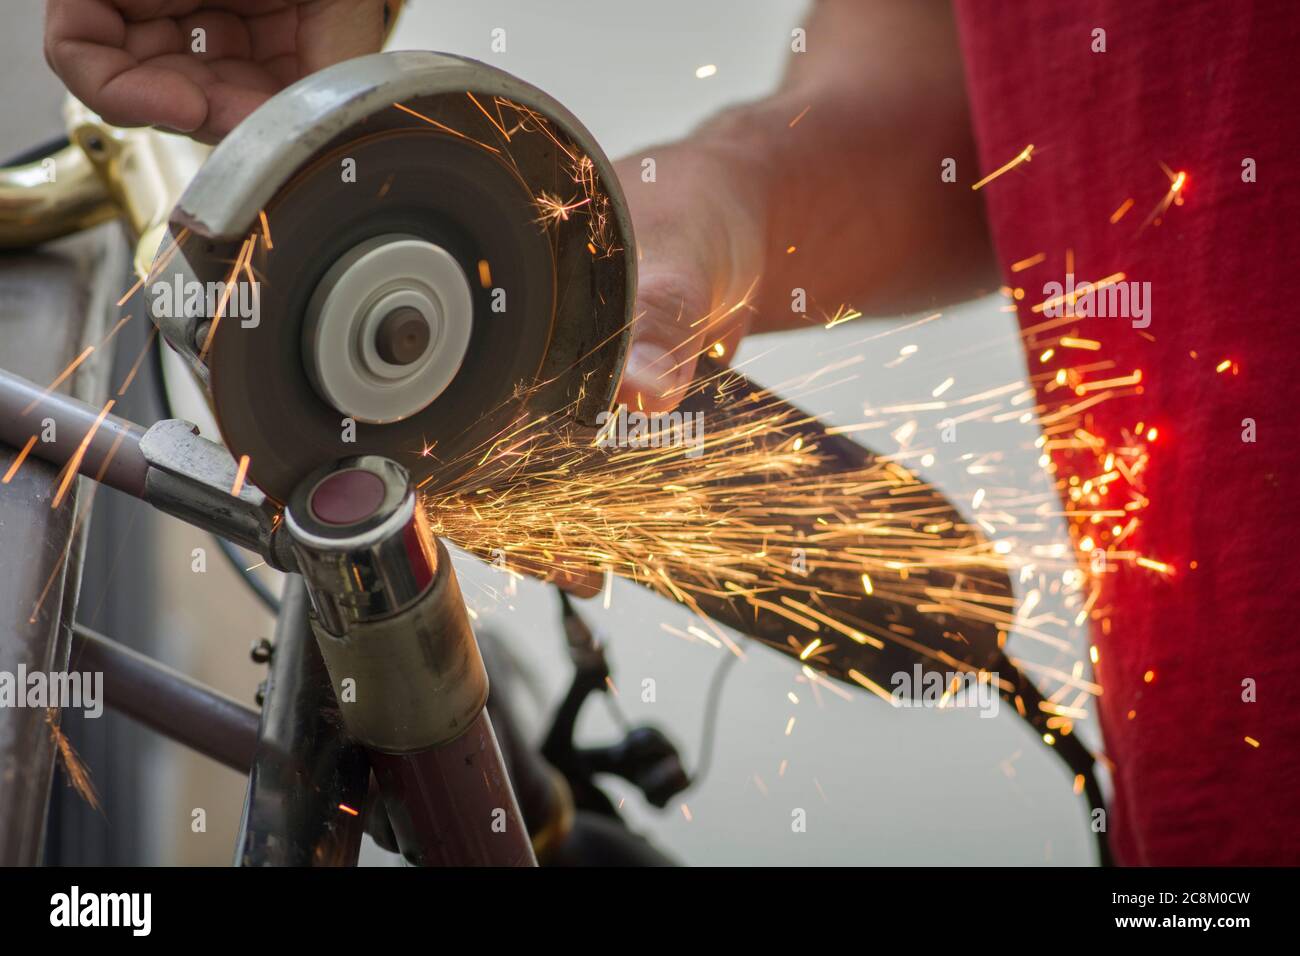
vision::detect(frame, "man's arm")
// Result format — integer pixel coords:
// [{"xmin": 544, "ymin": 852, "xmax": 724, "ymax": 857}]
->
[{"xmin": 615, "ymin": 0, "xmax": 996, "ymax": 407}]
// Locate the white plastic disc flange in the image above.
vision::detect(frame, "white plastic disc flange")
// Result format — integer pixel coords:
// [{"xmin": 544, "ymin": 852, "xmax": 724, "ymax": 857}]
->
[{"xmin": 303, "ymin": 234, "xmax": 473, "ymax": 424}]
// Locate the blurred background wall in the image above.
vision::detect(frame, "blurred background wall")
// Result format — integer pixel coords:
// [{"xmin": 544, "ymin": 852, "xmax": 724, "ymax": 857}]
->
[{"xmin": 5, "ymin": 0, "xmax": 1095, "ymax": 864}]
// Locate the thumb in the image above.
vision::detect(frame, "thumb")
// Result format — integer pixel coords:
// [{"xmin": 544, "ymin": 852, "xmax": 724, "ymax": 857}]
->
[
  {"xmin": 618, "ymin": 268, "xmax": 716, "ymax": 413},
  {"xmin": 612, "ymin": 144, "xmax": 761, "ymax": 412}
]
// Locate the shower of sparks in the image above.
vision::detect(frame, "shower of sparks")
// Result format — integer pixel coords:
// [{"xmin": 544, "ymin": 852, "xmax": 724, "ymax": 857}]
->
[
  {"xmin": 414, "ymin": 296, "xmax": 1177, "ymax": 721},
  {"xmin": 17, "ymin": 89, "xmax": 1207, "ymax": 820},
  {"xmin": 971, "ymin": 144, "xmax": 1034, "ymax": 191}
]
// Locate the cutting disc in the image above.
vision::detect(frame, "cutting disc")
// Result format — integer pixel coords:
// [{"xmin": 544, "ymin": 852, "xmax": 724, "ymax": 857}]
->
[{"xmin": 153, "ymin": 53, "xmax": 633, "ymax": 504}]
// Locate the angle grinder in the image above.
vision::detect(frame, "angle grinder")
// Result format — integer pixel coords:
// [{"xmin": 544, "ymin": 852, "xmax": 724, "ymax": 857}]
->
[{"xmin": 144, "ymin": 51, "xmax": 632, "ymax": 505}]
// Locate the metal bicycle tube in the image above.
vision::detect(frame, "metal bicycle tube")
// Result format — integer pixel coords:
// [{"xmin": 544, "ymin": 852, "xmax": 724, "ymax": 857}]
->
[
  {"xmin": 70, "ymin": 623, "xmax": 260, "ymax": 774},
  {"xmin": 235, "ymin": 577, "xmax": 370, "ymax": 866},
  {"xmin": 284, "ymin": 457, "xmax": 535, "ymax": 866}
]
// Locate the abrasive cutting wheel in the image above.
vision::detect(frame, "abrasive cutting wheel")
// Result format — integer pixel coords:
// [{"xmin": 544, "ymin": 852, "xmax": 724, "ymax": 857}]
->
[{"xmin": 146, "ymin": 52, "xmax": 633, "ymax": 504}]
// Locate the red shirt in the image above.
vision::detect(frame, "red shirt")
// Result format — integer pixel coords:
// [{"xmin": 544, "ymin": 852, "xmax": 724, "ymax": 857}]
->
[{"xmin": 956, "ymin": 0, "xmax": 1300, "ymax": 864}]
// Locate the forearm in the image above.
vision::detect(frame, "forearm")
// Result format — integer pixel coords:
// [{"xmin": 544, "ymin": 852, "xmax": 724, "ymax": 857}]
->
[{"xmin": 692, "ymin": 0, "xmax": 996, "ymax": 331}]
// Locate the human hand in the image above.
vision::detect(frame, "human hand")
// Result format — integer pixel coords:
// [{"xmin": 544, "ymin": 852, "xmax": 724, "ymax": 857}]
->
[
  {"xmin": 613, "ymin": 137, "xmax": 766, "ymax": 412},
  {"xmin": 45, "ymin": 0, "xmax": 387, "ymax": 143}
]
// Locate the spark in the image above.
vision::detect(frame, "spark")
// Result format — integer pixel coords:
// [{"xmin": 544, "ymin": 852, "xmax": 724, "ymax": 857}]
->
[
  {"xmin": 466, "ymin": 91, "xmax": 511, "ymax": 142},
  {"xmin": 823, "ymin": 304, "xmax": 863, "ymax": 329},
  {"xmin": 848, "ymin": 669, "xmax": 896, "ymax": 704},
  {"xmin": 695, "ymin": 64, "xmax": 717, "ymax": 79},
  {"xmin": 1141, "ymin": 165, "xmax": 1188, "ymax": 228},
  {"xmin": 1010, "ymin": 252, "xmax": 1046, "ymax": 273},
  {"xmin": 231, "ymin": 455, "xmax": 251, "ymax": 497},
  {"xmin": 52, "ymin": 400, "xmax": 116, "ymax": 509},
  {"xmin": 2, "ymin": 436, "xmax": 37, "ymax": 484},
  {"xmin": 1059, "ymin": 337, "xmax": 1102, "ymax": 351},
  {"xmin": 21, "ymin": 347, "xmax": 93, "ymax": 415},
  {"xmin": 117, "ymin": 327, "xmax": 159, "ymax": 396},
  {"xmin": 392, "ymin": 102, "xmax": 500, "ymax": 154},
  {"xmin": 1032, "ymin": 273, "xmax": 1127, "ymax": 315},
  {"xmin": 533, "ymin": 191, "xmax": 591, "ymax": 226},
  {"xmin": 1245, "ymin": 736, "xmax": 1260, "ymax": 749},
  {"xmin": 971, "ymin": 144, "xmax": 1034, "ymax": 191}
]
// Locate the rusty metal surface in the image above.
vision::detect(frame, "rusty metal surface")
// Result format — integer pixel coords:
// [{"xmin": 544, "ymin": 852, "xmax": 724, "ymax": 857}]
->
[{"xmin": 0, "ymin": 237, "xmax": 115, "ymax": 864}]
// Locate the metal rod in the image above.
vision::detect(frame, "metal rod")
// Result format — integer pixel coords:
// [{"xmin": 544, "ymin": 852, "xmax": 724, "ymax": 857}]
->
[
  {"xmin": 235, "ymin": 577, "xmax": 369, "ymax": 867},
  {"xmin": 69, "ymin": 623, "xmax": 259, "ymax": 774},
  {"xmin": 369, "ymin": 711, "xmax": 536, "ymax": 866},
  {"xmin": 0, "ymin": 365, "xmax": 149, "ymax": 498},
  {"xmin": 284, "ymin": 457, "xmax": 536, "ymax": 866}
]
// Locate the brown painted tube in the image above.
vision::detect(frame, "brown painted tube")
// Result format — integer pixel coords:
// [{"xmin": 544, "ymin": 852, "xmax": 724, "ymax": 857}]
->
[
  {"xmin": 70, "ymin": 623, "xmax": 259, "ymax": 773},
  {"xmin": 0, "ymin": 365, "xmax": 149, "ymax": 498},
  {"xmin": 368, "ymin": 711, "xmax": 536, "ymax": 867}
]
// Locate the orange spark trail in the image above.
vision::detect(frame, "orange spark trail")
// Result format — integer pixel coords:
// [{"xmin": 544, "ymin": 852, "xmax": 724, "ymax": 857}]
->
[
  {"xmin": 971, "ymin": 144, "xmax": 1034, "ymax": 191},
  {"xmin": 51, "ymin": 399, "xmax": 115, "ymax": 509},
  {"xmin": 231, "ymin": 454, "xmax": 251, "ymax": 497},
  {"xmin": 2, "ymin": 435, "xmax": 37, "ymax": 484}
]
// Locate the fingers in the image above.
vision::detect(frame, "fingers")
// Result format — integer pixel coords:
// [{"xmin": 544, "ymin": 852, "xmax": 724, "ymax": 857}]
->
[
  {"xmin": 612, "ymin": 147, "xmax": 762, "ymax": 412},
  {"xmin": 46, "ymin": 0, "xmax": 207, "ymax": 131},
  {"xmin": 44, "ymin": 0, "xmax": 384, "ymax": 142},
  {"xmin": 617, "ymin": 269, "xmax": 714, "ymax": 412}
]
